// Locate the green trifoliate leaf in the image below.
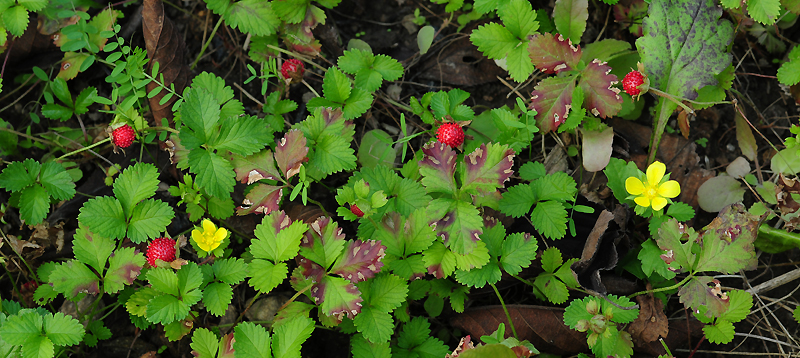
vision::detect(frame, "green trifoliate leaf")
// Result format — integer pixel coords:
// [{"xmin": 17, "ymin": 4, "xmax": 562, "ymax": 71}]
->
[
  {"xmin": 147, "ymin": 268, "xmax": 180, "ymax": 297},
  {"xmin": 178, "ymin": 263, "xmax": 205, "ymax": 296},
  {"xmin": 264, "ymin": 91, "xmax": 298, "ymax": 115},
  {"xmin": 19, "ymin": 184, "xmax": 49, "ymax": 225},
  {"xmin": 248, "ymin": 260, "xmax": 287, "ymax": 294},
  {"xmin": 322, "ymin": 67, "xmax": 351, "ymax": 103},
  {"xmin": 358, "ymin": 273, "xmax": 408, "ymax": 312},
  {"xmin": 338, "ymin": 49, "xmax": 403, "ymax": 92},
  {"xmin": 552, "ymin": 0, "xmax": 588, "ymax": 43},
  {"xmin": 272, "ymin": 316, "xmax": 314, "ymax": 358},
  {"xmin": 180, "ymin": 88, "xmax": 221, "ymax": 146},
  {"xmin": 455, "ymin": 260, "xmax": 501, "ymax": 288},
  {"xmin": 43, "ymin": 312, "xmax": 84, "ymax": 346},
  {"xmin": 469, "ymin": 0, "xmax": 538, "ymax": 82},
  {"xmin": 342, "ymin": 87, "xmax": 373, "ymax": 120},
  {"xmin": 777, "ymin": 45, "xmax": 800, "ymax": 86},
  {"xmin": 702, "ymin": 319, "xmax": 735, "ymax": 344},
  {"xmin": 190, "ymin": 72, "xmax": 235, "ymax": 105},
  {"xmin": 188, "ymin": 148, "xmax": 236, "ymax": 197},
  {"xmin": 104, "ymin": 247, "xmax": 145, "ymax": 294},
  {"xmin": 233, "ymin": 321, "xmax": 271, "ymax": 358},
  {"xmin": 0, "ymin": 310, "xmax": 43, "ymax": 346},
  {"xmin": 0, "ymin": 158, "xmax": 38, "ymax": 192},
  {"xmin": 534, "ymin": 272, "xmax": 569, "ymax": 304},
  {"xmin": 39, "ymin": 161, "xmax": 76, "ymax": 201},
  {"xmin": 203, "ymin": 282, "xmax": 233, "ymax": 316},
  {"xmin": 351, "ymin": 332, "xmax": 391, "ymax": 358},
  {"xmin": 498, "ymin": 184, "xmax": 536, "ymax": 217},
  {"xmin": 78, "ymin": 196, "xmax": 126, "ymax": 240},
  {"xmin": 251, "ymin": 210, "xmax": 308, "ymax": 262},
  {"xmin": 145, "ymin": 294, "xmax": 187, "ymax": 324},
  {"xmin": 530, "ymin": 200, "xmax": 568, "ymax": 239},
  {"xmin": 127, "ymin": 199, "xmax": 174, "ymax": 243},
  {"xmin": 374, "ymin": 210, "xmax": 436, "ymax": 257},
  {"xmin": 428, "ymin": 198, "xmax": 483, "ymax": 255},
  {"xmin": 113, "ymin": 162, "xmax": 159, "ymax": 216},
  {"xmin": 533, "ymin": 171, "xmax": 577, "ymax": 202},
  {"xmin": 353, "ymin": 306, "xmax": 393, "ymax": 343},
  {"xmin": 306, "ymin": 133, "xmax": 357, "ymax": 179},
  {"xmin": 50, "ymin": 260, "xmax": 100, "ymax": 298},
  {"xmin": 500, "ymin": 232, "xmax": 538, "ymax": 275},
  {"xmin": 636, "ymin": 0, "xmax": 733, "ymax": 112},
  {"xmin": 212, "ymin": 115, "xmax": 272, "ymax": 156},
  {"xmin": 212, "ymin": 258, "xmax": 248, "ymax": 285},
  {"xmin": 603, "ymin": 294, "xmax": 639, "ymax": 323},
  {"xmin": 299, "ymin": 216, "xmax": 346, "ymax": 269}
]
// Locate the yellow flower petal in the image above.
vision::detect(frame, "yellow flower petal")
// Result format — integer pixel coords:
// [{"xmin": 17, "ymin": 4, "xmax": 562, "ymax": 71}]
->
[
  {"xmin": 646, "ymin": 161, "xmax": 666, "ymax": 185},
  {"xmin": 202, "ymin": 219, "xmax": 216, "ymax": 233},
  {"xmin": 658, "ymin": 180, "xmax": 681, "ymax": 198},
  {"xmin": 191, "ymin": 229, "xmax": 202, "ymax": 242},
  {"xmin": 625, "ymin": 177, "xmax": 645, "ymax": 195},
  {"xmin": 651, "ymin": 197, "xmax": 668, "ymax": 211},
  {"xmin": 197, "ymin": 239, "xmax": 212, "ymax": 252},
  {"xmin": 214, "ymin": 227, "xmax": 228, "ymax": 242},
  {"xmin": 634, "ymin": 196, "xmax": 650, "ymax": 208}
]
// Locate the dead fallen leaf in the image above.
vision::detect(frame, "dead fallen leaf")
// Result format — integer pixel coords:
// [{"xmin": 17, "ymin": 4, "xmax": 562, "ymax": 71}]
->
[
  {"xmin": 30, "ymin": 221, "xmax": 65, "ymax": 252},
  {"xmin": 450, "ymin": 305, "xmax": 589, "ymax": 355},
  {"xmin": 628, "ymin": 290, "xmax": 669, "ymax": 346},
  {"xmin": 142, "ymin": 0, "xmax": 190, "ymax": 124},
  {"xmin": 571, "ymin": 210, "xmax": 621, "ymax": 294}
]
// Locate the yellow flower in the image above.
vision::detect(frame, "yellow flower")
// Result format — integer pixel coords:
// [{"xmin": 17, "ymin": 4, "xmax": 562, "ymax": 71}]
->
[
  {"xmin": 192, "ymin": 219, "xmax": 227, "ymax": 252},
  {"xmin": 625, "ymin": 161, "xmax": 681, "ymax": 211}
]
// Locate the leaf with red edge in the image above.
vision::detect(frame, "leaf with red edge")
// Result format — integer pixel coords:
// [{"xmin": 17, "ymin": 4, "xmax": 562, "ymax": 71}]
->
[
  {"xmin": 275, "ymin": 129, "xmax": 309, "ymax": 179},
  {"xmin": 236, "ymin": 183, "xmax": 284, "ymax": 215},
  {"xmin": 429, "ymin": 198, "xmax": 483, "ymax": 255},
  {"xmin": 318, "ymin": 275, "xmax": 363, "ymax": 320},
  {"xmin": 331, "ymin": 240, "xmax": 387, "ymax": 284},
  {"xmin": 528, "ymin": 32, "xmax": 581, "ymax": 74},
  {"xmin": 299, "ymin": 216, "xmax": 346, "ymax": 270},
  {"xmin": 460, "ymin": 143, "xmax": 516, "ymax": 195},
  {"xmin": 282, "ymin": 5, "xmax": 325, "ymax": 56},
  {"xmin": 579, "ymin": 59, "xmax": 622, "ymax": 118},
  {"xmin": 679, "ymin": 276, "xmax": 729, "ymax": 318},
  {"xmin": 104, "ymin": 247, "xmax": 145, "ymax": 294},
  {"xmin": 251, "ymin": 209, "xmax": 308, "ymax": 262},
  {"xmin": 531, "ymin": 76, "xmax": 576, "ymax": 133},
  {"xmin": 419, "ymin": 142, "xmax": 458, "ymax": 195},
  {"xmin": 231, "ymin": 150, "xmax": 282, "ymax": 184},
  {"xmin": 296, "ymin": 256, "xmax": 327, "ymax": 286}
]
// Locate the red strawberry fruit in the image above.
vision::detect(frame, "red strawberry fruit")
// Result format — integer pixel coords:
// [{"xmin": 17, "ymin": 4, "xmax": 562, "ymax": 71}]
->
[
  {"xmin": 622, "ymin": 70, "xmax": 645, "ymax": 96},
  {"xmin": 112, "ymin": 124, "xmax": 135, "ymax": 148},
  {"xmin": 350, "ymin": 204, "xmax": 364, "ymax": 218},
  {"xmin": 146, "ymin": 237, "xmax": 176, "ymax": 267},
  {"xmin": 436, "ymin": 123, "xmax": 465, "ymax": 148},
  {"xmin": 281, "ymin": 59, "xmax": 305, "ymax": 84}
]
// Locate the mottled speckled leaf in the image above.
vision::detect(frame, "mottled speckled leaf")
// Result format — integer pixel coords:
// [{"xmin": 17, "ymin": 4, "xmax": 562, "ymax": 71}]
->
[
  {"xmin": 460, "ymin": 143, "xmax": 516, "ymax": 195},
  {"xmin": 428, "ymin": 198, "xmax": 482, "ymax": 255},
  {"xmin": 275, "ymin": 129, "xmax": 309, "ymax": 179},
  {"xmin": 331, "ymin": 240, "xmax": 386, "ymax": 284},
  {"xmin": 50, "ymin": 261, "xmax": 99, "ymax": 298},
  {"xmin": 656, "ymin": 219, "xmax": 697, "ymax": 272},
  {"xmin": 318, "ymin": 275, "xmax": 363, "ymax": 320},
  {"xmin": 104, "ymin": 247, "xmax": 145, "ymax": 294},
  {"xmin": 528, "ymin": 32, "xmax": 581, "ymax": 74},
  {"xmin": 231, "ymin": 150, "xmax": 282, "ymax": 185},
  {"xmin": 636, "ymin": 0, "xmax": 733, "ymax": 101},
  {"xmin": 579, "ymin": 59, "xmax": 622, "ymax": 118},
  {"xmin": 236, "ymin": 183, "xmax": 284, "ymax": 215},
  {"xmin": 419, "ymin": 142, "xmax": 458, "ymax": 195},
  {"xmin": 374, "ymin": 210, "xmax": 436, "ymax": 257},
  {"xmin": 694, "ymin": 203, "xmax": 758, "ymax": 273},
  {"xmin": 531, "ymin": 76, "xmax": 576, "ymax": 133},
  {"xmin": 299, "ymin": 216, "xmax": 346, "ymax": 270},
  {"xmin": 678, "ymin": 276, "xmax": 729, "ymax": 317}
]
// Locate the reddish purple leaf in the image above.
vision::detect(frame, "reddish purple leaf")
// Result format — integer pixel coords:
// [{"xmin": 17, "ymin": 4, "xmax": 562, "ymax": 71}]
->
[
  {"xmin": 461, "ymin": 143, "xmax": 516, "ymax": 195},
  {"xmin": 331, "ymin": 239, "xmax": 387, "ymax": 284},
  {"xmin": 297, "ymin": 256, "xmax": 327, "ymax": 286},
  {"xmin": 275, "ymin": 129, "xmax": 309, "ymax": 179},
  {"xmin": 419, "ymin": 142, "xmax": 458, "ymax": 195},
  {"xmin": 531, "ymin": 76, "xmax": 576, "ymax": 133},
  {"xmin": 236, "ymin": 184, "xmax": 284, "ymax": 215},
  {"xmin": 299, "ymin": 216, "xmax": 347, "ymax": 269},
  {"xmin": 317, "ymin": 275, "xmax": 363, "ymax": 321},
  {"xmin": 231, "ymin": 150, "xmax": 282, "ymax": 184},
  {"xmin": 528, "ymin": 32, "xmax": 581, "ymax": 74},
  {"xmin": 579, "ymin": 59, "xmax": 622, "ymax": 118},
  {"xmin": 283, "ymin": 6, "xmax": 325, "ymax": 56}
]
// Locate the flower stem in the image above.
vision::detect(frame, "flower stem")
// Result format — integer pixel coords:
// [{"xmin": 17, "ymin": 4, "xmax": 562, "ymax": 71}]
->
[
  {"xmin": 627, "ymin": 273, "xmax": 694, "ymax": 299},
  {"xmin": 489, "ymin": 283, "xmax": 518, "ymax": 340},
  {"xmin": 56, "ymin": 137, "xmax": 112, "ymax": 161}
]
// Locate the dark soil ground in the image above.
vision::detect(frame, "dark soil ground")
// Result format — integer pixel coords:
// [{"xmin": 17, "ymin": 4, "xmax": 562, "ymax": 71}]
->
[{"xmin": 1, "ymin": 0, "xmax": 800, "ymax": 357}]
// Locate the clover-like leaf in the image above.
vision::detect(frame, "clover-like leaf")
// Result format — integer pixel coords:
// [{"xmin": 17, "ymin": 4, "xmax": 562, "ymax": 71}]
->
[
  {"xmin": 299, "ymin": 216, "xmax": 346, "ymax": 270},
  {"xmin": 251, "ymin": 210, "xmax": 308, "ymax": 262}
]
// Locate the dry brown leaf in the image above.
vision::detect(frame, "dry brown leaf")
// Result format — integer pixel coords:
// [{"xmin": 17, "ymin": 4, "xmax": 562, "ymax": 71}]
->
[
  {"xmin": 450, "ymin": 305, "xmax": 589, "ymax": 355},
  {"xmin": 30, "ymin": 221, "xmax": 64, "ymax": 252},
  {"xmin": 628, "ymin": 291, "xmax": 669, "ymax": 346},
  {"xmin": 142, "ymin": 0, "xmax": 190, "ymax": 124}
]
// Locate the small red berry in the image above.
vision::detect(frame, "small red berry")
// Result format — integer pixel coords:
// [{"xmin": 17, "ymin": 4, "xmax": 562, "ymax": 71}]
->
[
  {"xmin": 436, "ymin": 123, "xmax": 465, "ymax": 148},
  {"xmin": 350, "ymin": 204, "xmax": 364, "ymax": 218},
  {"xmin": 622, "ymin": 70, "xmax": 645, "ymax": 96},
  {"xmin": 146, "ymin": 237, "xmax": 176, "ymax": 267},
  {"xmin": 281, "ymin": 59, "xmax": 305, "ymax": 84},
  {"xmin": 112, "ymin": 124, "xmax": 135, "ymax": 148}
]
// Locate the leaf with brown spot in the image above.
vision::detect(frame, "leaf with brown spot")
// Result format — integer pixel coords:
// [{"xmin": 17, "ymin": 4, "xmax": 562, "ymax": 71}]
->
[
  {"xmin": 628, "ymin": 292, "xmax": 669, "ymax": 346},
  {"xmin": 530, "ymin": 76, "xmax": 575, "ymax": 134},
  {"xmin": 142, "ymin": 0, "xmax": 190, "ymax": 124},
  {"xmin": 275, "ymin": 129, "xmax": 309, "ymax": 180}
]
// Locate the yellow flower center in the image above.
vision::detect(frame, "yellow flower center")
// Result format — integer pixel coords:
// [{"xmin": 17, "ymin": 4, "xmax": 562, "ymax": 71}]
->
[{"xmin": 645, "ymin": 186, "xmax": 658, "ymax": 199}]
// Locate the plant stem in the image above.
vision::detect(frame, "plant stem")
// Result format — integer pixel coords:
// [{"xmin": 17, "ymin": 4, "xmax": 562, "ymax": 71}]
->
[
  {"xmin": 489, "ymin": 283, "xmax": 518, "ymax": 340},
  {"xmin": 143, "ymin": 126, "xmax": 180, "ymax": 134},
  {"xmin": 191, "ymin": 16, "xmax": 224, "ymax": 70},
  {"xmin": 627, "ymin": 273, "xmax": 694, "ymax": 299},
  {"xmin": 56, "ymin": 137, "xmax": 112, "ymax": 161},
  {"xmin": 0, "ymin": 126, "xmax": 59, "ymax": 147}
]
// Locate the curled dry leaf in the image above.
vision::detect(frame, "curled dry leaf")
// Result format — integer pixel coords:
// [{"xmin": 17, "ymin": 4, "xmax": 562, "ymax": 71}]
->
[{"xmin": 142, "ymin": 0, "xmax": 190, "ymax": 124}]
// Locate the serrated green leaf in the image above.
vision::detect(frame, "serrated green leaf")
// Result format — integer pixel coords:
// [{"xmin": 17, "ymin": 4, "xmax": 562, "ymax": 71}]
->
[
  {"xmin": 519, "ymin": 161, "xmax": 546, "ymax": 181},
  {"xmin": 353, "ymin": 306, "xmax": 393, "ymax": 343},
  {"xmin": 534, "ymin": 172, "xmax": 577, "ymax": 202},
  {"xmin": 146, "ymin": 294, "xmax": 186, "ymax": 324},
  {"xmin": 203, "ymin": 282, "xmax": 233, "ymax": 316},
  {"xmin": 694, "ymin": 204, "xmax": 758, "ymax": 273},
  {"xmin": 0, "ymin": 159, "xmax": 37, "ymax": 192},
  {"xmin": 43, "ymin": 312, "xmax": 84, "ymax": 346},
  {"xmin": 0, "ymin": 311, "xmax": 42, "ymax": 346},
  {"xmin": 19, "ymin": 184, "xmax": 49, "ymax": 225},
  {"xmin": 190, "ymin": 328, "xmax": 219, "ymax": 358},
  {"xmin": 638, "ymin": 239, "xmax": 676, "ymax": 280},
  {"xmin": 777, "ymin": 46, "xmax": 800, "ymax": 86},
  {"xmin": 211, "ymin": 115, "xmax": 271, "ymax": 156},
  {"xmin": 127, "ymin": 199, "xmax": 174, "ymax": 243},
  {"xmin": 248, "ymin": 260, "xmax": 287, "ymax": 294},
  {"xmin": 470, "ymin": 23, "xmax": 517, "ymax": 62},
  {"xmin": 213, "ymin": 258, "xmax": 248, "ymax": 285},
  {"xmin": 272, "ymin": 316, "xmax": 314, "ymax": 358},
  {"xmin": 147, "ymin": 268, "xmax": 179, "ymax": 296},
  {"xmin": 703, "ymin": 319, "xmax": 735, "ymax": 344},
  {"xmin": 530, "ymin": 201, "xmax": 568, "ymax": 239},
  {"xmin": 227, "ymin": 0, "xmax": 280, "ymax": 36},
  {"xmin": 4, "ymin": 5, "xmax": 31, "ymax": 37},
  {"xmin": 50, "ymin": 260, "xmax": 100, "ymax": 298},
  {"xmin": 181, "ymin": 88, "xmax": 221, "ymax": 144},
  {"xmin": 306, "ymin": 133, "xmax": 357, "ymax": 178},
  {"xmin": 747, "ymin": 0, "xmax": 781, "ymax": 25},
  {"xmin": 553, "ymin": 0, "xmax": 588, "ymax": 43},
  {"xmin": 501, "ymin": 233, "xmax": 538, "ymax": 275},
  {"xmin": 189, "ymin": 148, "xmax": 236, "ymax": 197},
  {"xmin": 534, "ymin": 273, "xmax": 569, "ymax": 304},
  {"xmin": 104, "ymin": 247, "xmax": 145, "ymax": 294},
  {"xmin": 422, "ymin": 241, "xmax": 457, "ymax": 278},
  {"xmin": 233, "ymin": 321, "xmax": 271, "ymax": 358},
  {"xmin": 39, "ymin": 161, "xmax": 75, "ymax": 201},
  {"xmin": 252, "ymin": 210, "xmax": 308, "ymax": 262},
  {"xmin": 428, "ymin": 198, "xmax": 483, "ymax": 255},
  {"xmin": 359, "ymin": 274, "xmax": 408, "ymax": 312},
  {"xmin": 78, "ymin": 196, "xmax": 126, "ymax": 240},
  {"xmin": 455, "ymin": 261, "xmax": 501, "ymax": 288},
  {"xmin": 351, "ymin": 332, "xmax": 391, "ymax": 358},
  {"xmin": 720, "ymin": 289, "xmax": 752, "ymax": 323},
  {"xmin": 322, "ymin": 67, "xmax": 351, "ymax": 103},
  {"xmin": 342, "ymin": 87, "xmax": 373, "ymax": 119}
]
